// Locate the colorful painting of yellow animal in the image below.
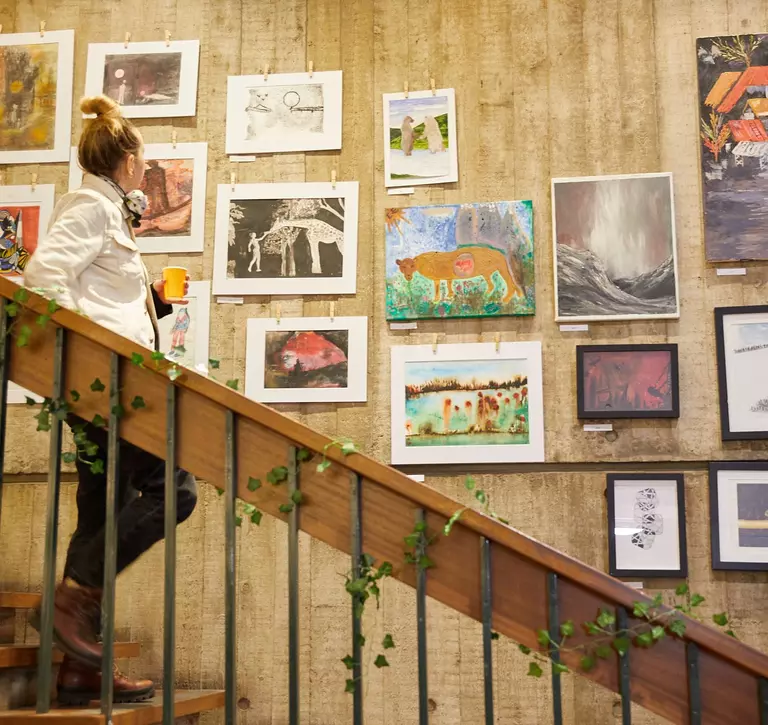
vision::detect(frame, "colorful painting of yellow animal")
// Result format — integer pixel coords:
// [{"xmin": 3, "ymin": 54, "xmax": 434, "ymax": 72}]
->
[{"xmin": 386, "ymin": 201, "xmax": 535, "ymax": 320}]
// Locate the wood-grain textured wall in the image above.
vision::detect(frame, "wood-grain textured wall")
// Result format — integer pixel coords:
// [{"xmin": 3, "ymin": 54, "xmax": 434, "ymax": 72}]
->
[{"xmin": 2, "ymin": 0, "xmax": 768, "ymax": 723}]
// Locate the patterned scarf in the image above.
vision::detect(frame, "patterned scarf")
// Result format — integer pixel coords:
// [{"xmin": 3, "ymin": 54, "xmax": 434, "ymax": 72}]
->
[{"xmin": 99, "ymin": 175, "xmax": 147, "ymax": 228}]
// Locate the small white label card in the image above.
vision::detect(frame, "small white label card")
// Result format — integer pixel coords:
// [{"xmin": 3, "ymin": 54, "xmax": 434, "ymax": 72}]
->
[
  {"xmin": 216, "ymin": 296, "xmax": 244, "ymax": 305},
  {"xmin": 560, "ymin": 324, "xmax": 589, "ymax": 332},
  {"xmin": 716, "ymin": 267, "xmax": 747, "ymax": 276},
  {"xmin": 583, "ymin": 423, "xmax": 613, "ymax": 432},
  {"xmin": 408, "ymin": 474, "xmax": 426, "ymax": 482},
  {"xmin": 390, "ymin": 321, "xmax": 418, "ymax": 330},
  {"xmin": 229, "ymin": 155, "xmax": 257, "ymax": 162},
  {"xmin": 388, "ymin": 187, "xmax": 415, "ymax": 195}
]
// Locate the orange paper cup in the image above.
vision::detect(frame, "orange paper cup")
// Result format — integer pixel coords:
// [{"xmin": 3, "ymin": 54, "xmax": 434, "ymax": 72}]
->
[{"xmin": 162, "ymin": 266, "xmax": 187, "ymax": 301}]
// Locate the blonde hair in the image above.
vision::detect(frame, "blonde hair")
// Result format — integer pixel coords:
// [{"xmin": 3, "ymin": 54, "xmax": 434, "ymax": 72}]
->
[{"xmin": 77, "ymin": 95, "xmax": 142, "ymax": 178}]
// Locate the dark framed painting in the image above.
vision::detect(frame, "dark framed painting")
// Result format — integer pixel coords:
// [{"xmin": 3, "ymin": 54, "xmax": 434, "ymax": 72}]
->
[
  {"xmin": 576, "ymin": 344, "xmax": 680, "ymax": 419},
  {"xmin": 607, "ymin": 473, "xmax": 687, "ymax": 578},
  {"xmin": 710, "ymin": 462, "xmax": 768, "ymax": 571},
  {"xmin": 715, "ymin": 305, "xmax": 768, "ymax": 441}
]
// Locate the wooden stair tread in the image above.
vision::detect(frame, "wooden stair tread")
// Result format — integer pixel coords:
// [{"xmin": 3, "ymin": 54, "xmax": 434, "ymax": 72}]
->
[
  {"xmin": 0, "ymin": 593, "xmax": 41, "ymax": 610},
  {"xmin": 0, "ymin": 642, "xmax": 140, "ymax": 669},
  {"xmin": 0, "ymin": 690, "xmax": 225, "ymax": 723}
]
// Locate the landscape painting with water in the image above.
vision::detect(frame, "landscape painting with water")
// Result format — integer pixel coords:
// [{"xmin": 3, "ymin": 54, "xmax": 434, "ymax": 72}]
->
[
  {"xmin": 697, "ymin": 34, "xmax": 768, "ymax": 261},
  {"xmin": 386, "ymin": 201, "xmax": 535, "ymax": 321},
  {"xmin": 404, "ymin": 359, "xmax": 529, "ymax": 448}
]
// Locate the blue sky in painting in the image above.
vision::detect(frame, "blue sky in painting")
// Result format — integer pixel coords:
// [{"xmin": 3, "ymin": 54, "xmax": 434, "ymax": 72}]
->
[
  {"xmin": 405, "ymin": 359, "xmax": 523, "ymax": 387},
  {"xmin": 735, "ymin": 321, "xmax": 768, "ymax": 347},
  {"xmin": 389, "ymin": 95, "xmax": 449, "ymax": 127}
]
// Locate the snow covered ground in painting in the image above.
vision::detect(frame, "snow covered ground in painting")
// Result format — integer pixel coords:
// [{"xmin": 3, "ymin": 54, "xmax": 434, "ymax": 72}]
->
[{"xmin": 389, "ymin": 148, "xmax": 450, "ymax": 179}]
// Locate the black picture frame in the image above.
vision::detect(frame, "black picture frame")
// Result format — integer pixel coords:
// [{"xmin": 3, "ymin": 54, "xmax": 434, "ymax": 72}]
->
[
  {"xmin": 710, "ymin": 461, "xmax": 768, "ymax": 571},
  {"xmin": 607, "ymin": 473, "xmax": 688, "ymax": 578},
  {"xmin": 714, "ymin": 305, "xmax": 768, "ymax": 441},
  {"xmin": 576, "ymin": 344, "xmax": 680, "ymax": 420}
]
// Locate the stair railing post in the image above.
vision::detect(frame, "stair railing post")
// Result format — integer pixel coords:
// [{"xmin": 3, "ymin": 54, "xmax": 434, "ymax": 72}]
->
[
  {"xmin": 546, "ymin": 572, "xmax": 563, "ymax": 725},
  {"xmin": 617, "ymin": 607, "xmax": 631, "ymax": 724},
  {"xmin": 163, "ymin": 384, "xmax": 178, "ymax": 725},
  {"xmin": 350, "ymin": 472, "xmax": 363, "ymax": 725},
  {"xmin": 0, "ymin": 304, "xmax": 10, "ymax": 523},
  {"xmin": 480, "ymin": 537, "xmax": 494, "ymax": 725},
  {"xmin": 759, "ymin": 677, "xmax": 768, "ymax": 724},
  {"xmin": 687, "ymin": 642, "xmax": 702, "ymax": 725},
  {"xmin": 288, "ymin": 446, "xmax": 300, "ymax": 725},
  {"xmin": 415, "ymin": 508, "xmax": 428, "ymax": 725},
  {"xmin": 35, "ymin": 327, "xmax": 65, "ymax": 713},
  {"xmin": 224, "ymin": 410, "xmax": 237, "ymax": 725}
]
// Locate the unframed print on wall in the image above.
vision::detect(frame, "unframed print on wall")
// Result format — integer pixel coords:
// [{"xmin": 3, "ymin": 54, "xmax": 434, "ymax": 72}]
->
[
  {"xmin": 0, "ymin": 184, "xmax": 55, "ymax": 277},
  {"xmin": 226, "ymin": 71, "xmax": 342, "ymax": 154},
  {"xmin": 390, "ymin": 342, "xmax": 544, "ymax": 465},
  {"xmin": 715, "ymin": 305, "xmax": 768, "ymax": 440},
  {"xmin": 0, "ymin": 30, "xmax": 74, "ymax": 164},
  {"xmin": 70, "ymin": 143, "xmax": 208, "ymax": 253},
  {"xmin": 606, "ymin": 473, "xmax": 687, "ymax": 578},
  {"xmin": 156, "ymin": 281, "xmax": 211, "ymax": 370},
  {"xmin": 385, "ymin": 201, "xmax": 535, "ymax": 321},
  {"xmin": 84, "ymin": 40, "xmax": 200, "ymax": 118},
  {"xmin": 213, "ymin": 182, "xmax": 359, "ymax": 296},
  {"xmin": 383, "ymin": 88, "xmax": 459, "ymax": 188},
  {"xmin": 552, "ymin": 173, "xmax": 680, "ymax": 322},
  {"xmin": 245, "ymin": 316, "xmax": 367, "ymax": 404}
]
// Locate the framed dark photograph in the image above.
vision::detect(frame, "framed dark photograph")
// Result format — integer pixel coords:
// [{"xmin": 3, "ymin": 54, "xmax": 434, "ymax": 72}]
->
[
  {"xmin": 710, "ymin": 462, "xmax": 768, "ymax": 571},
  {"xmin": 714, "ymin": 305, "xmax": 768, "ymax": 441},
  {"xmin": 607, "ymin": 473, "xmax": 687, "ymax": 578},
  {"xmin": 576, "ymin": 344, "xmax": 680, "ymax": 419}
]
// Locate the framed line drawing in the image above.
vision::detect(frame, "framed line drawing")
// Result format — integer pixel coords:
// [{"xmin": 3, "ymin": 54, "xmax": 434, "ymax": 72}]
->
[
  {"xmin": 245, "ymin": 316, "xmax": 368, "ymax": 404},
  {"xmin": 0, "ymin": 184, "xmax": 55, "ymax": 277},
  {"xmin": 213, "ymin": 181, "xmax": 359, "ymax": 297},
  {"xmin": 715, "ymin": 305, "xmax": 768, "ymax": 440},
  {"xmin": 225, "ymin": 71, "xmax": 342, "ymax": 155},
  {"xmin": 552, "ymin": 173, "xmax": 680, "ymax": 322},
  {"xmin": 576, "ymin": 344, "xmax": 680, "ymax": 420},
  {"xmin": 0, "ymin": 30, "xmax": 74, "ymax": 164},
  {"xmin": 70, "ymin": 143, "xmax": 208, "ymax": 254},
  {"xmin": 156, "ymin": 281, "xmax": 211, "ymax": 370},
  {"xmin": 83, "ymin": 40, "xmax": 200, "ymax": 118},
  {"xmin": 390, "ymin": 342, "xmax": 545, "ymax": 465},
  {"xmin": 607, "ymin": 473, "xmax": 687, "ymax": 578},
  {"xmin": 710, "ymin": 462, "xmax": 768, "ymax": 571},
  {"xmin": 383, "ymin": 88, "xmax": 459, "ymax": 188}
]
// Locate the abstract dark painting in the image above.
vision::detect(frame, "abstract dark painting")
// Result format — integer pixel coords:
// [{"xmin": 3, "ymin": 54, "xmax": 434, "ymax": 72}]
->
[
  {"xmin": 103, "ymin": 52, "xmax": 181, "ymax": 106},
  {"xmin": 138, "ymin": 158, "xmax": 193, "ymax": 238},
  {"xmin": 263, "ymin": 329, "xmax": 349, "ymax": 390},
  {"xmin": 577, "ymin": 344, "xmax": 680, "ymax": 419}
]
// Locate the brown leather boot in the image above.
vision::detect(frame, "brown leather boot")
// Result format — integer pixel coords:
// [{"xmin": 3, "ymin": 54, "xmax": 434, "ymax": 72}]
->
[
  {"xmin": 30, "ymin": 582, "xmax": 103, "ymax": 667},
  {"xmin": 57, "ymin": 655, "xmax": 155, "ymax": 706}
]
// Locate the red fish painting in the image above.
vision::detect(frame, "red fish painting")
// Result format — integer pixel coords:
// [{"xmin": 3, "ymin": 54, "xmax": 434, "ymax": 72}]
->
[{"xmin": 265, "ymin": 329, "xmax": 349, "ymax": 389}]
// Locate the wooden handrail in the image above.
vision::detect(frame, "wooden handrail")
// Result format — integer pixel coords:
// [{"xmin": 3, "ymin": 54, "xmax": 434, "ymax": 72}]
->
[{"xmin": 3, "ymin": 277, "xmax": 767, "ymax": 725}]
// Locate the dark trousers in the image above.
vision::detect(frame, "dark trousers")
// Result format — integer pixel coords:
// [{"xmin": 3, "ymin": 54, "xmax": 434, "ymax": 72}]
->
[{"xmin": 63, "ymin": 418, "xmax": 198, "ymax": 589}]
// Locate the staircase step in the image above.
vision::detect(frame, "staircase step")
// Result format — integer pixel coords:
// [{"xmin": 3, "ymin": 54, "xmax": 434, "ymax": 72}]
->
[
  {"xmin": 0, "ymin": 596, "xmax": 40, "ymax": 611},
  {"xmin": 0, "ymin": 690, "xmax": 225, "ymax": 723},
  {"xmin": 0, "ymin": 642, "xmax": 140, "ymax": 669}
]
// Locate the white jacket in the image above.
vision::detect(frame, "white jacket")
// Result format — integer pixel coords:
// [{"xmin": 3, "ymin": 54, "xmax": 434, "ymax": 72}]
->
[{"xmin": 24, "ymin": 174, "xmax": 163, "ymax": 349}]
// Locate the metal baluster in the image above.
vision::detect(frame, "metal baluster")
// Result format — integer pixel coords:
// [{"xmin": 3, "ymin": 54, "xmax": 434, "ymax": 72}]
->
[
  {"xmin": 288, "ymin": 447, "xmax": 300, "ymax": 725},
  {"xmin": 687, "ymin": 642, "xmax": 701, "ymax": 725},
  {"xmin": 35, "ymin": 327, "xmax": 65, "ymax": 713},
  {"xmin": 416, "ymin": 509, "xmax": 428, "ymax": 725},
  {"xmin": 350, "ymin": 473, "xmax": 363, "ymax": 725},
  {"xmin": 163, "ymin": 385, "xmax": 177, "ymax": 725},
  {"xmin": 759, "ymin": 677, "xmax": 768, "ymax": 724},
  {"xmin": 546, "ymin": 572, "xmax": 563, "ymax": 725},
  {"xmin": 0, "ymin": 306, "xmax": 10, "ymax": 522},
  {"xmin": 224, "ymin": 411, "xmax": 237, "ymax": 725},
  {"xmin": 101, "ymin": 353, "xmax": 121, "ymax": 720},
  {"xmin": 480, "ymin": 538, "xmax": 494, "ymax": 725},
  {"xmin": 616, "ymin": 607, "xmax": 631, "ymax": 724}
]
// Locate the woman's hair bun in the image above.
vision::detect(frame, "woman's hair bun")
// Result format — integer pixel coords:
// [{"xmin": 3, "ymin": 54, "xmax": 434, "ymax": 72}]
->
[{"xmin": 80, "ymin": 95, "xmax": 120, "ymax": 118}]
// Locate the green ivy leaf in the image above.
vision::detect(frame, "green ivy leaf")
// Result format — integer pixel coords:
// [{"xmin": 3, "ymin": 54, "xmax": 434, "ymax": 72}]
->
[
  {"xmin": 267, "ymin": 466, "xmax": 289, "ymax": 485},
  {"xmin": 167, "ymin": 366, "xmax": 182, "ymax": 382},
  {"xmin": 404, "ymin": 533, "xmax": 419, "ymax": 548},
  {"xmin": 668, "ymin": 619, "xmax": 687, "ymax": 638},
  {"xmin": 651, "ymin": 626, "xmax": 666, "ymax": 641},
  {"xmin": 84, "ymin": 442, "xmax": 99, "ymax": 457},
  {"xmin": 633, "ymin": 602, "xmax": 651, "ymax": 619},
  {"xmin": 675, "ymin": 583, "xmax": 689, "ymax": 596},
  {"xmin": 378, "ymin": 561, "xmax": 393, "ymax": 577},
  {"xmin": 356, "ymin": 634, "xmax": 365, "ymax": 648},
  {"xmin": 490, "ymin": 631, "xmax": 500, "ymax": 640},
  {"xmin": 346, "ymin": 577, "xmax": 368, "ymax": 595},
  {"xmin": 374, "ymin": 655, "xmax": 389, "ymax": 668},
  {"xmin": 46, "ymin": 299, "xmax": 59, "ymax": 315},
  {"xmin": 636, "ymin": 632, "xmax": 654, "ymax": 648},
  {"xmin": 70, "ymin": 390, "xmax": 81, "ymax": 402},
  {"xmin": 382, "ymin": 634, "xmax": 395, "ymax": 650},
  {"xmin": 527, "ymin": 662, "xmax": 543, "ymax": 678},
  {"xmin": 345, "ymin": 679, "xmax": 356, "ymax": 694},
  {"xmin": 131, "ymin": 352, "xmax": 144, "ymax": 366},
  {"xmin": 595, "ymin": 645, "xmax": 612, "ymax": 660},
  {"xmin": 247, "ymin": 477, "xmax": 261, "ymax": 492},
  {"xmin": 536, "ymin": 629, "xmax": 551, "ymax": 647},
  {"xmin": 90, "ymin": 378, "xmax": 106, "ymax": 393},
  {"xmin": 475, "ymin": 490, "xmax": 487, "ymax": 504},
  {"xmin": 596, "ymin": 609, "xmax": 616, "ymax": 629},
  {"xmin": 111, "ymin": 403, "xmax": 125, "ymax": 419},
  {"xmin": 713, "ymin": 612, "xmax": 729, "ymax": 627},
  {"xmin": 361, "ymin": 553, "xmax": 375, "ymax": 569},
  {"xmin": 13, "ymin": 287, "xmax": 29, "ymax": 303},
  {"xmin": 130, "ymin": 396, "xmax": 146, "ymax": 410},
  {"xmin": 151, "ymin": 351, "xmax": 165, "ymax": 363},
  {"xmin": 613, "ymin": 637, "xmax": 631, "ymax": 657},
  {"xmin": 62, "ymin": 452, "xmax": 77, "ymax": 464},
  {"xmin": 690, "ymin": 594, "xmax": 705, "ymax": 608},
  {"xmin": 560, "ymin": 620, "xmax": 575, "ymax": 638},
  {"xmin": 36, "ymin": 314, "xmax": 50, "ymax": 327},
  {"xmin": 16, "ymin": 325, "xmax": 31, "ymax": 347},
  {"xmin": 225, "ymin": 379, "xmax": 239, "ymax": 390},
  {"xmin": 4, "ymin": 301, "xmax": 18, "ymax": 318},
  {"xmin": 464, "ymin": 475, "xmax": 476, "ymax": 490},
  {"xmin": 90, "ymin": 459, "xmax": 105, "ymax": 475},
  {"xmin": 726, "ymin": 629, "xmax": 737, "ymax": 639},
  {"xmin": 25, "ymin": 396, "xmax": 37, "ymax": 406},
  {"xmin": 316, "ymin": 459, "xmax": 331, "ymax": 473},
  {"xmin": 278, "ymin": 502, "xmax": 294, "ymax": 514},
  {"xmin": 414, "ymin": 520, "xmax": 427, "ymax": 533},
  {"xmin": 418, "ymin": 555, "xmax": 434, "ymax": 570},
  {"xmin": 216, "ymin": 488, "xmax": 224, "ymax": 496},
  {"xmin": 652, "ymin": 593, "xmax": 664, "ymax": 607},
  {"xmin": 92, "ymin": 414, "xmax": 107, "ymax": 428},
  {"xmin": 585, "ymin": 621, "xmax": 601, "ymax": 636},
  {"xmin": 443, "ymin": 508, "xmax": 465, "ymax": 536},
  {"xmin": 242, "ymin": 503, "xmax": 256, "ymax": 515},
  {"xmin": 235, "ymin": 515, "xmax": 243, "ymax": 527},
  {"xmin": 296, "ymin": 448, "xmax": 313, "ymax": 462},
  {"xmin": 208, "ymin": 358, "xmax": 221, "ymax": 369},
  {"xmin": 341, "ymin": 655, "xmax": 356, "ymax": 670},
  {"xmin": 552, "ymin": 663, "xmax": 569, "ymax": 675},
  {"xmin": 341, "ymin": 441, "xmax": 356, "ymax": 455},
  {"xmin": 518, "ymin": 644, "xmax": 532, "ymax": 655},
  {"xmin": 250, "ymin": 509, "xmax": 263, "ymax": 525},
  {"xmin": 291, "ymin": 490, "xmax": 303, "ymax": 505},
  {"xmin": 580, "ymin": 656, "xmax": 596, "ymax": 672}
]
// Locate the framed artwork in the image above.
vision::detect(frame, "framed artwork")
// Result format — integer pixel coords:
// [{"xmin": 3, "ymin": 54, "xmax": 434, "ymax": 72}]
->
[
  {"xmin": 576, "ymin": 344, "xmax": 680, "ymax": 420},
  {"xmin": 212, "ymin": 182, "xmax": 358, "ymax": 297},
  {"xmin": 715, "ymin": 305, "xmax": 768, "ymax": 440},
  {"xmin": 69, "ymin": 142, "xmax": 208, "ymax": 254},
  {"xmin": 225, "ymin": 71, "xmax": 342, "ymax": 155},
  {"xmin": 697, "ymin": 35, "xmax": 768, "ymax": 261},
  {"xmin": 0, "ymin": 184, "xmax": 55, "ymax": 277},
  {"xmin": 385, "ymin": 201, "xmax": 535, "ymax": 321},
  {"xmin": 607, "ymin": 474, "xmax": 687, "ymax": 578},
  {"xmin": 552, "ymin": 173, "xmax": 680, "ymax": 322},
  {"xmin": 390, "ymin": 342, "xmax": 545, "ymax": 465},
  {"xmin": 83, "ymin": 40, "xmax": 200, "ymax": 118},
  {"xmin": 0, "ymin": 30, "xmax": 74, "ymax": 164},
  {"xmin": 156, "ymin": 281, "xmax": 211, "ymax": 370},
  {"xmin": 245, "ymin": 316, "xmax": 367, "ymax": 404},
  {"xmin": 383, "ymin": 88, "xmax": 459, "ymax": 188},
  {"xmin": 710, "ymin": 462, "xmax": 768, "ymax": 571}
]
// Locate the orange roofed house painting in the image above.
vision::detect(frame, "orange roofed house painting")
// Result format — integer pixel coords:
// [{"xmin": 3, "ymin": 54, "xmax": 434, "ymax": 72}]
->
[{"xmin": 698, "ymin": 35, "xmax": 768, "ymax": 261}]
